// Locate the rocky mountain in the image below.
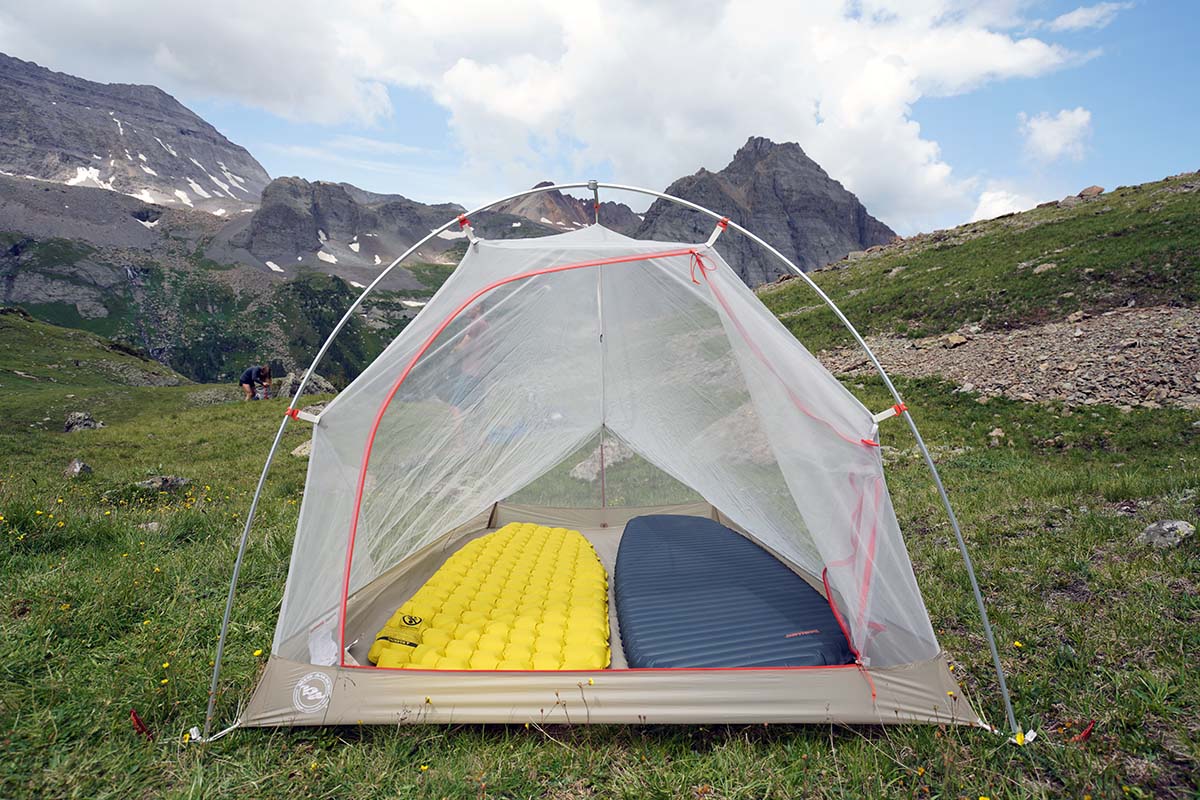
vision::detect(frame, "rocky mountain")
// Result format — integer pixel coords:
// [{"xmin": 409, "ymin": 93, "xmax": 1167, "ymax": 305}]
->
[
  {"xmin": 212, "ymin": 177, "xmax": 558, "ymax": 290},
  {"xmin": 637, "ymin": 137, "xmax": 896, "ymax": 285},
  {"xmin": 0, "ymin": 52, "xmax": 269, "ymax": 215},
  {"xmin": 495, "ymin": 181, "xmax": 642, "ymax": 234}
]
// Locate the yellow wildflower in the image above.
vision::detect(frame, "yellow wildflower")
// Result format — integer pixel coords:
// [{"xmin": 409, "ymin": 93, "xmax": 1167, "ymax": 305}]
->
[
  {"xmin": 1013, "ymin": 640, "xmax": 1023, "ymax": 648},
  {"xmin": 104, "ymin": 510, "xmax": 111, "ymax": 516},
  {"xmin": 160, "ymin": 678, "xmax": 169, "ymax": 685},
  {"xmin": 162, "ymin": 661, "xmax": 170, "ymax": 669},
  {"xmin": 254, "ymin": 648, "xmax": 264, "ymax": 657},
  {"xmin": 35, "ymin": 510, "xmax": 43, "ymax": 516},
  {"xmin": 59, "ymin": 603, "xmax": 71, "ymax": 611},
  {"xmin": 419, "ymin": 765, "xmax": 429, "ymax": 772}
]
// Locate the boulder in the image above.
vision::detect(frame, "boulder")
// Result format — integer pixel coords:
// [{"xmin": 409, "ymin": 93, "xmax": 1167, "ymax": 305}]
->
[
  {"xmin": 138, "ymin": 521, "xmax": 161, "ymax": 532},
  {"xmin": 944, "ymin": 334, "xmax": 969, "ymax": 348},
  {"xmin": 1078, "ymin": 185, "xmax": 1105, "ymax": 198},
  {"xmin": 64, "ymin": 411, "xmax": 103, "ymax": 433},
  {"xmin": 291, "ymin": 439, "xmax": 313, "ymax": 458},
  {"xmin": 63, "ymin": 458, "xmax": 93, "ymax": 478},
  {"xmin": 277, "ymin": 372, "xmax": 337, "ymax": 398},
  {"xmin": 1058, "ymin": 195, "xmax": 1082, "ymax": 209},
  {"xmin": 134, "ymin": 475, "xmax": 191, "ymax": 493},
  {"xmin": 1137, "ymin": 520, "xmax": 1194, "ymax": 549}
]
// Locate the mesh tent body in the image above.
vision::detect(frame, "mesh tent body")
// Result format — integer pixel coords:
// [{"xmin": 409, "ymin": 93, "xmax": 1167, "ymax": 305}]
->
[{"xmin": 235, "ymin": 224, "xmax": 983, "ymax": 728}]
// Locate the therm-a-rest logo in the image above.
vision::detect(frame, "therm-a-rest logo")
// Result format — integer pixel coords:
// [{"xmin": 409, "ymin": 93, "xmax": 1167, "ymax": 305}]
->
[{"xmin": 292, "ymin": 671, "xmax": 333, "ymax": 713}]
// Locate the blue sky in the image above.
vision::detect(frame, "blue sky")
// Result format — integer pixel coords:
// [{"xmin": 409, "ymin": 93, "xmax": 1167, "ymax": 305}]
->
[{"xmin": 1, "ymin": 1, "xmax": 1196, "ymax": 233}]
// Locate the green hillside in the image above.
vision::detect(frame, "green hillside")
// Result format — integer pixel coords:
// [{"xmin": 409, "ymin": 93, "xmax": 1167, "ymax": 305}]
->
[{"xmin": 760, "ymin": 171, "xmax": 1200, "ymax": 351}]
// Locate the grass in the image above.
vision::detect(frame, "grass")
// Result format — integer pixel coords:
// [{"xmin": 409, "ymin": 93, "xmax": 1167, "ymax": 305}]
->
[
  {"xmin": 0, "ymin": 329, "xmax": 1196, "ymax": 797},
  {"xmin": 758, "ymin": 173, "xmax": 1200, "ymax": 351}
]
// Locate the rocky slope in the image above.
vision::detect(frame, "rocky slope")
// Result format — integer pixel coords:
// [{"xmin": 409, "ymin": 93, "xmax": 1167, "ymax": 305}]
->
[
  {"xmin": 214, "ymin": 177, "xmax": 559, "ymax": 289},
  {"xmin": 637, "ymin": 137, "xmax": 896, "ymax": 285},
  {"xmin": 494, "ymin": 181, "xmax": 641, "ymax": 235},
  {"xmin": 0, "ymin": 52, "xmax": 269, "ymax": 214},
  {"xmin": 820, "ymin": 307, "xmax": 1200, "ymax": 411}
]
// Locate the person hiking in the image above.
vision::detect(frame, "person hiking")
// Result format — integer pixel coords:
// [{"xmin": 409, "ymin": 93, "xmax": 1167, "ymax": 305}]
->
[{"xmin": 239, "ymin": 364, "xmax": 272, "ymax": 401}]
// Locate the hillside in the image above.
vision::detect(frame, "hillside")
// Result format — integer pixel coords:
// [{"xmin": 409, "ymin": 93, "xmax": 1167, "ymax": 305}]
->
[
  {"xmin": 0, "ymin": 52, "xmax": 269, "ymax": 214},
  {"xmin": 759, "ymin": 171, "xmax": 1200, "ymax": 353}
]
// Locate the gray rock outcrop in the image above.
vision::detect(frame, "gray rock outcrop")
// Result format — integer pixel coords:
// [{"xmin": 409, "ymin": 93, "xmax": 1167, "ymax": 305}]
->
[
  {"xmin": 277, "ymin": 372, "xmax": 338, "ymax": 398},
  {"xmin": 63, "ymin": 458, "xmax": 93, "ymax": 477},
  {"xmin": 1138, "ymin": 520, "xmax": 1194, "ymax": 548},
  {"xmin": 64, "ymin": 411, "xmax": 103, "ymax": 432}
]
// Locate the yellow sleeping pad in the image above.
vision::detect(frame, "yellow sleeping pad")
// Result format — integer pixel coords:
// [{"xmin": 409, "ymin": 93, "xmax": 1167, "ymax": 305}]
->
[{"xmin": 369, "ymin": 522, "xmax": 611, "ymax": 670}]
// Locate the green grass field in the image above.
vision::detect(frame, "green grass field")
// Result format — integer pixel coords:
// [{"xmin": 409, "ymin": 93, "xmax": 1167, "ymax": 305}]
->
[{"xmin": 1, "ymin": 298, "xmax": 1196, "ymax": 798}]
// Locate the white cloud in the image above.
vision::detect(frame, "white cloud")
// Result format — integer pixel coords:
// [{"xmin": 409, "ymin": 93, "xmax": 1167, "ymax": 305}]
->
[
  {"xmin": 1019, "ymin": 107, "xmax": 1092, "ymax": 162},
  {"xmin": 0, "ymin": 1, "xmax": 1092, "ymax": 232},
  {"xmin": 971, "ymin": 187, "xmax": 1038, "ymax": 221},
  {"xmin": 1045, "ymin": 2, "xmax": 1132, "ymax": 32}
]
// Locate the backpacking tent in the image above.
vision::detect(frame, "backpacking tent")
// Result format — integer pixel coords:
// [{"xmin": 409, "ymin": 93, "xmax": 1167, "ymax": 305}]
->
[{"xmin": 199, "ymin": 183, "xmax": 1017, "ymax": 737}]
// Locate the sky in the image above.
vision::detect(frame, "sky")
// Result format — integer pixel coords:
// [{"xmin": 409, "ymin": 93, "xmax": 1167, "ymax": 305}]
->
[{"xmin": 0, "ymin": 1, "xmax": 1195, "ymax": 235}]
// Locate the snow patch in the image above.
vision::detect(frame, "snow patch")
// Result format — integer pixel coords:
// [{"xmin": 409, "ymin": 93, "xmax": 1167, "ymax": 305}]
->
[
  {"xmin": 216, "ymin": 161, "xmax": 249, "ymax": 192},
  {"xmin": 297, "ymin": 256, "xmax": 303, "ymax": 262},
  {"xmin": 137, "ymin": 218, "xmax": 159, "ymax": 229},
  {"xmin": 173, "ymin": 189, "xmax": 193, "ymax": 207},
  {"xmin": 214, "ymin": 208, "xmax": 227, "ymax": 217},
  {"xmin": 436, "ymin": 229, "xmax": 467, "ymax": 240},
  {"xmin": 130, "ymin": 189, "xmax": 155, "ymax": 203},
  {"xmin": 511, "ymin": 221, "xmax": 522, "ymax": 228},
  {"xmin": 265, "ymin": 261, "xmax": 284, "ymax": 273},
  {"xmin": 555, "ymin": 221, "xmax": 567, "ymax": 227},
  {"xmin": 92, "ymin": 154, "xmax": 101, "ymax": 160},
  {"xmin": 0, "ymin": 169, "xmax": 13, "ymax": 177},
  {"xmin": 349, "ymin": 281, "xmax": 365, "ymax": 289},
  {"xmin": 348, "ymin": 242, "xmax": 360, "ymax": 252},
  {"xmin": 140, "ymin": 164, "xmax": 158, "ymax": 176},
  {"xmin": 373, "ymin": 254, "xmax": 382, "ymax": 265},
  {"xmin": 240, "ymin": 208, "xmax": 253, "ymax": 213},
  {"xmin": 540, "ymin": 217, "xmax": 554, "ymax": 224},
  {"xmin": 402, "ymin": 300, "xmax": 427, "ymax": 308},
  {"xmin": 185, "ymin": 178, "xmax": 213, "ymax": 199},
  {"xmin": 112, "ymin": 117, "xmax": 124, "ymax": 136},
  {"xmin": 138, "ymin": 153, "xmax": 147, "ymax": 162},
  {"xmin": 317, "ymin": 250, "xmax": 337, "ymax": 264},
  {"xmin": 66, "ymin": 166, "xmax": 114, "ymax": 190},
  {"xmin": 318, "ymin": 229, "xmax": 328, "ymax": 242},
  {"xmin": 154, "ymin": 137, "xmax": 178, "ymax": 157},
  {"xmin": 124, "ymin": 149, "xmax": 133, "ymax": 161}
]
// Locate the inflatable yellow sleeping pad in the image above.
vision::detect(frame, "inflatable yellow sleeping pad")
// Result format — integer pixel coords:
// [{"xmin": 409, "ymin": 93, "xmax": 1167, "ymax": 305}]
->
[{"xmin": 369, "ymin": 522, "xmax": 611, "ymax": 670}]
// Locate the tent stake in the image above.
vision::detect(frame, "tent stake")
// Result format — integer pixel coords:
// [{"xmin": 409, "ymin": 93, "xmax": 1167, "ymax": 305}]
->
[{"xmin": 203, "ymin": 180, "xmax": 1018, "ymax": 739}]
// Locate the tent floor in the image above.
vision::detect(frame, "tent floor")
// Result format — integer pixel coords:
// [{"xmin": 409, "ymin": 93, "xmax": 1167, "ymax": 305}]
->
[{"xmin": 345, "ymin": 502, "xmax": 837, "ymax": 671}]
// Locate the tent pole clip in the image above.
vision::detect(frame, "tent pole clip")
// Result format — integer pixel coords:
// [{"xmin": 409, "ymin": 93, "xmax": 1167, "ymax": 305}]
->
[
  {"xmin": 871, "ymin": 403, "xmax": 908, "ymax": 424},
  {"xmin": 285, "ymin": 407, "xmax": 321, "ymax": 425},
  {"xmin": 457, "ymin": 214, "xmax": 479, "ymax": 245},
  {"xmin": 705, "ymin": 217, "xmax": 730, "ymax": 247}
]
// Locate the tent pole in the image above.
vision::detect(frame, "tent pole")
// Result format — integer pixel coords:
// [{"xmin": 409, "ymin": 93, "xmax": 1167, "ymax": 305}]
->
[{"xmin": 207, "ymin": 179, "xmax": 1017, "ymax": 739}]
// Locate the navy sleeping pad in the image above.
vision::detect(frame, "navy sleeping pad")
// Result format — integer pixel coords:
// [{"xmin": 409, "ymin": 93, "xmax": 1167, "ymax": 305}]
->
[{"xmin": 615, "ymin": 515, "xmax": 854, "ymax": 668}]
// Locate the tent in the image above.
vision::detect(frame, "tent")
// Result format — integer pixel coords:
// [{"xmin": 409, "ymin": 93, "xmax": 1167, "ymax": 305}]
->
[{"xmin": 199, "ymin": 183, "xmax": 1018, "ymax": 737}]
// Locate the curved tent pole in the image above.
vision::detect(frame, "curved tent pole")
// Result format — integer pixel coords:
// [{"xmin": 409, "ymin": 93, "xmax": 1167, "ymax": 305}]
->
[{"xmin": 202, "ymin": 181, "xmax": 1017, "ymax": 741}]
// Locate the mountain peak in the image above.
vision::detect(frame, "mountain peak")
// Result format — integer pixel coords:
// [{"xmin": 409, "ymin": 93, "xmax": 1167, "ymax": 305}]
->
[
  {"xmin": 0, "ymin": 51, "xmax": 270, "ymax": 214},
  {"xmin": 637, "ymin": 136, "xmax": 894, "ymax": 284}
]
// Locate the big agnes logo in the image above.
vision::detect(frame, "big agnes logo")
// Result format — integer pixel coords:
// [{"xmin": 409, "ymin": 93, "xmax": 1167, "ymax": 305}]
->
[{"xmin": 292, "ymin": 671, "xmax": 333, "ymax": 713}]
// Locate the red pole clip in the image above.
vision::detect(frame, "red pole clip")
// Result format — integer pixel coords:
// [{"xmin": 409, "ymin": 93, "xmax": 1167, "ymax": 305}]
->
[
  {"xmin": 718, "ymin": 217, "xmax": 729, "ymax": 230},
  {"xmin": 285, "ymin": 408, "xmax": 300, "ymax": 420},
  {"xmin": 860, "ymin": 438, "xmax": 880, "ymax": 448},
  {"xmin": 457, "ymin": 214, "xmax": 470, "ymax": 228},
  {"xmin": 893, "ymin": 403, "xmax": 907, "ymax": 415}
]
